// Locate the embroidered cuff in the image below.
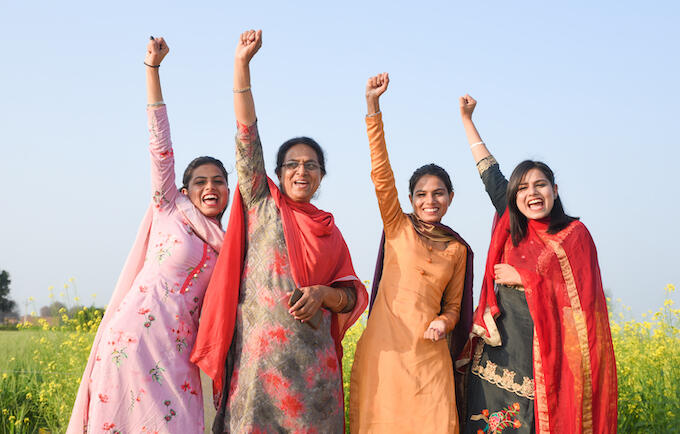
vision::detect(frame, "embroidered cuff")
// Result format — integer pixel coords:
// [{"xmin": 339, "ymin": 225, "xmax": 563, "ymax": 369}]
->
[{"xmin": 476, "ymin": 155, "xmax": 498, "ymax": 176}]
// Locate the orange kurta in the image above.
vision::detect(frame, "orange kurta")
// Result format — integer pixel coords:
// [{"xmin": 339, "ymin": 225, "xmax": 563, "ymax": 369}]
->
[{"xmin": 349, "ymin": 113, "xmax": 466, "ymax": 434}]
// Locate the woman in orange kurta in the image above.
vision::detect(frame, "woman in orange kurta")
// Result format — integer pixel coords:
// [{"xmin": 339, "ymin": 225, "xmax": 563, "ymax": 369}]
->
[{"xmin": 349, "ymin": 73, "xmax": 473, "ymax": 433}]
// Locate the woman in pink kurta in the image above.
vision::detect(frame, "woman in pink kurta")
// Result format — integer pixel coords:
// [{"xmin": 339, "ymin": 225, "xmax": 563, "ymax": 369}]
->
[{"xmin": 67, "ymin": 37, "xmax": 229, "ymax": 434}]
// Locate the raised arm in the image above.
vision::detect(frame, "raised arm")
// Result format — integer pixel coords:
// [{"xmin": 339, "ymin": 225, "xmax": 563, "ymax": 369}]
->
[
  {"xmin": 145, "ymin": 37, "xmax": 177, "ymax": 210},
  {"xmin": 233, "ymin": 30, "xmax": 268, "ymax": 205},
  {"xmin": 365, "ymin": 73, "xmax": 404, "ymax": 234},
  {"xmin": 460, "ymin": 95, "xmax": 508, "ymax": 215},
  {"xmin": 234, "ymin": 30, "xmax": 261, "ymax": 126}
]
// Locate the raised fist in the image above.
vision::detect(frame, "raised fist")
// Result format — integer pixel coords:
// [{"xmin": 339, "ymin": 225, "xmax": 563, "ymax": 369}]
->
[
  {"xmin": 146, "ymin": 36, "xmax": 169, "ymax": 66},
  {"xmin": 366, "ymin": 72, "xmax": 389, "ymax": 100},
  {"xmin": 459, "ymin": 94, "xmax": 477, "ymax": 119},
  {"xmin": 235, "ymin": 29, "xmax": 262, "ymax": 63}
]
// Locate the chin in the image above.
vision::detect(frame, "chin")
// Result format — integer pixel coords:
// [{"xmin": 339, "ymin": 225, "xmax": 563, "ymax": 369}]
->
[{"xmin": 419, "ymin": 214, "xmax": 440, "ymax": 223}]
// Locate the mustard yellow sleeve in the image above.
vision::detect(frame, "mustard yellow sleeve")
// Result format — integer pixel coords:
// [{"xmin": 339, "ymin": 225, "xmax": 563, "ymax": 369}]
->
[
  {"xmin": 436, "ymin": 244, "xmax": 467, "ymax": 333},
  {"xmin": 366, "ymin": 112, "xmax": 404, "ymax": 235}
]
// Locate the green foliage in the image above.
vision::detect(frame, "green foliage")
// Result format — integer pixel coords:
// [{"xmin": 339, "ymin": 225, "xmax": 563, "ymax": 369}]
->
[
  {"xmin": 1, "ymin": 308, "xmax": 102, "ymax": 432},
  {"xmin": 1, "ymin": 284, "xmax": 678, "ymax": 433},
  {"xmin": 341, "ymin": 313, "xmax": 366, "ymax": 431},
  {"xmin": 0, "ymin": 271, "xmax": 18, "ymax": 320},
  {"xmin": 611, "ymin": 284, "xmax": 680, "ymax": 431}
]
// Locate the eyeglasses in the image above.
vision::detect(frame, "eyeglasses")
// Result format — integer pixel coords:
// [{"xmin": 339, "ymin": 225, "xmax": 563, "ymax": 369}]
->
[{"xmin": 281, "ymin": 160, "xmax": 321, "ymax": 171}]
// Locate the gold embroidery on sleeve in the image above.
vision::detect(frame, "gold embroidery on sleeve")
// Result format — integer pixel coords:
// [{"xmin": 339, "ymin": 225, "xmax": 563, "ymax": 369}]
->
[{"xmin": 476, "ymin": 155, "xmax": 499, "ymax": 176}]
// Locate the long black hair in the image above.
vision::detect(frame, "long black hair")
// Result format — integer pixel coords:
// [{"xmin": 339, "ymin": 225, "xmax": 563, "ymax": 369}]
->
[
  {"xmin": 506, "ymin": 160, "xmax": 577, "ymax": 246},
  {"xmin": 181, "ymin": 156, "xmax": 229, "ymax": 223}
]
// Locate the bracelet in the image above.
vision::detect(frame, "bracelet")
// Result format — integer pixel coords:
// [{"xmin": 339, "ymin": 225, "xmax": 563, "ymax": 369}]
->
[
  {"xmin": 470, "ymin": 141, "xmax": 485, "ymax": 148},
  {"xmin": 336, "ymin": 290, "xmax": 345, "ymax": 310},
  {"xmin": 144, "ymin": 62, "xmax": 161, "ymax": 68},
  {"xmin": 233, "ymin": 86, "xmax": 251, "ymax": 93},
  {"xmin": 147, "ymin": 101, "xmax": 165, "ymax": 107},
  {"xmin": 366, "ymin": 110, "xmax": 381, "ymax": 118}
]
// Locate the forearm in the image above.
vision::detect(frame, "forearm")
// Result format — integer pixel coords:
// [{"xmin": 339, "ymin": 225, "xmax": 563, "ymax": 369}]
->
[
  {"xmin": 322, "ymin": 286, "xmax": 355, "ymax": 313},
  {"xmin": 462, "ymin": 116, "xmax": 490, "ymax": 163},
  {"xmin": 366, "ymin": 113, "xmax": 402, "ymax": 231},
  {"xmin": 146, "ymin": 66, "xmax": 164, "ymax": 104},
  {"xmin": 366, "ymin": 95, "xmax": 380, "ymax": 115},
  {"xmin": 234, "ymin": 59, "xmax": 256, "ymax": 125}
]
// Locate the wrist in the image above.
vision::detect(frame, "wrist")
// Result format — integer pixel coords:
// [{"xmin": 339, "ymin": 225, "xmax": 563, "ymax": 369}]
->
[
  {"xmin": 366, "ymin": 98, "xmax": 380, "ymax": 115},
  {"xmin": 235, "ymin": 56, "xmax": 251, "ymax": 67}
]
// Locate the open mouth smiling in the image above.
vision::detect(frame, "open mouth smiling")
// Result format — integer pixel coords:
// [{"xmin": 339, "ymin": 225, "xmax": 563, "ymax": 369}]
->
[
  {"xmin": 527, "ymin": 198, "xmax": 544, "ymax": 210},
  {"xmin": 202, "ymin": 194, "xmax": 219, "ymax": 206}
]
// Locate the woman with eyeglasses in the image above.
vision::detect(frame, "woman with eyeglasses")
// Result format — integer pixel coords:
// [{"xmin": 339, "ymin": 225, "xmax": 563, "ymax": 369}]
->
[
  {"xmin": 349, "ymin": 73, "xmax": 474, "ymax": 433},
  {"xmin": 191, "ymin": 30, "xmax": 368, "ymax": 433},
  {"xmin": 458, "ymin": 95, "xmax": 617, "ymax": 433}
]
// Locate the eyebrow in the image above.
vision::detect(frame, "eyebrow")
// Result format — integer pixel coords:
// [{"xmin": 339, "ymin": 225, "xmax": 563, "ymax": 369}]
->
[
  {"xmin": 192, "ymin": 175, "xmax": 226, "ymax": 180},
  {"xmin": 285, "ymin": 158, "xmax": 319, "ymax": 163},
  {"xmin": 415, "ymin": 188, "xmax": 447, "ymax": 193},
  {"xmin": 519, "ymin": 179, "xmax": 548, "ymax": 186}
]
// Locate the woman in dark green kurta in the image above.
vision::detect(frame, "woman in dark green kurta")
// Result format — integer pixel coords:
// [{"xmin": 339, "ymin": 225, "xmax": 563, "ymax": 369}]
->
[
  {"xmin": 459, "ymin": 97, "xmax": 536, "ymax": 434},
  {"xmin": 458, "ymin": 95, "xmax": 617, "ymax": 434},
  {"xmin": 465, "ymin": 155, "xmax": 536, "ymax": 433}
]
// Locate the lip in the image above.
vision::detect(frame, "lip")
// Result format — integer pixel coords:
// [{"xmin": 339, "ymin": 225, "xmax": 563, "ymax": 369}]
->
[
  {"xmin": 526, "ymin": 198, "xmax": 544, "ymax": 210},
  {"xmin": 201, "ymin": 193, "xmax": 219, "ymax": 207}
]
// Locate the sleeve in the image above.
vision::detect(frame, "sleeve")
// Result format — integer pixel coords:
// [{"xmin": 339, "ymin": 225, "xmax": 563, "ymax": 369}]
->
[
  {"xmin": 148, "ymin": 105, "xmax": 178, "ymax": 211},
  {"xmin": 477, "ymin": 155, "xmax": 508, "ymax": 216},
  {"xmin": 235, "ymin": 120, "xmax": 270, "ymax": 206},
  {"xmin": 366, "ymin": 112, "xmax": 404, "ymax": 235},
  {"xmin": 436, "ymin": 244, "xmax": 467, "ymax": 333}
]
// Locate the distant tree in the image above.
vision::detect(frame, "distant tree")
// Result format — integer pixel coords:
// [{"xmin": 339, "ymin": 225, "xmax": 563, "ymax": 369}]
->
[
  {"xmin": 40, "ymin": 301, "xmax": 67, "ymax": 318},
  {"xmin": 0, "ymin": 270, "xmax": 19, "ymax": 322}
]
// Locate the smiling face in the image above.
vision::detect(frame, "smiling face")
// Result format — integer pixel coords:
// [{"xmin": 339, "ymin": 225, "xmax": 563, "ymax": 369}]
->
[
  {"xmin": 182, "ymin": 163, "xmax": 229, "ymax": 218},
  {"xmin": 515, "ymin": 167, "xmax": 558, "ymax": 220},
  {"xmin": 277, "ymin": 143, "xmax": 323, "ymax": 203},
  {"xmin": 409, "ymin": 174, "xmax": 454, "ymax": 223}
]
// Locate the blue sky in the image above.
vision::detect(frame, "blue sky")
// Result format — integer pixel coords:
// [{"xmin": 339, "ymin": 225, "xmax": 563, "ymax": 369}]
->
[{"xmin": 1, "ymin": 0, "xmax": 678, "ymax": 316}]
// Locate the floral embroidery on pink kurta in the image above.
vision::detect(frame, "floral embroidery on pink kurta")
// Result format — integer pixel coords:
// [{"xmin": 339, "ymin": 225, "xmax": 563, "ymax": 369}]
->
[{"xmin": 84, "ymin": 106, "xmax": 221, "ymax": 433}]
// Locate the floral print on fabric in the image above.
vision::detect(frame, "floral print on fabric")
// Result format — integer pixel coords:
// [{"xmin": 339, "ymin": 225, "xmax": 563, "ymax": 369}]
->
[
  {"xmin": 213, "ymin": 122, "xmax": 344, "ymax": 433},
  {"xmin": 82, "ymin": 106, "xmax": 220, "ymax": 433},
  {"xmin": 471, "ymin": 403, "xmax": 523, "ymax": 433}
]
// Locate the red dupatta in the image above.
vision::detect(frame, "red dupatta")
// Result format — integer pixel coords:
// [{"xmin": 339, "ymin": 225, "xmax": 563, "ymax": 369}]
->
[
  {"xmin": 471, "ymin": 210, "xmax": 617, "ymax": 434},
  {"xmin": 190, "ymin": 178, "xmax": 368, "ymax": 406}
]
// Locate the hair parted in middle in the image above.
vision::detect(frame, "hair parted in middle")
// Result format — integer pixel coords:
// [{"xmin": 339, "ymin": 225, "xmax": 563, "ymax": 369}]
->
[
  {"xmin": 275, "ymin": 137, "xmax": 327, "ymax": 177},
  {"xmin": 408, "ymin": 163, "xmax": 453, "ymax": 195},
  {"xmin": 506, "ymin": 159, "xmax": 578, "ymax": 246}
]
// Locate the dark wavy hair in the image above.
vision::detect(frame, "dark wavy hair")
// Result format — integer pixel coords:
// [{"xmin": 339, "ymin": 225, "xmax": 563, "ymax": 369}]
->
[
  {"xmin": 274, "ymin": 137, "xmax": 327, "ymax": 177},
  {"xmin": 408, "ymin": 163, "xmax": 453, "ymax": 195},
  {"xmin": 506, "ymin": 160, "xmax": 577, "ymax": 246},
  {"xmin": 181, "ymin": 156, "xmax": 229, "ymax": 223}
]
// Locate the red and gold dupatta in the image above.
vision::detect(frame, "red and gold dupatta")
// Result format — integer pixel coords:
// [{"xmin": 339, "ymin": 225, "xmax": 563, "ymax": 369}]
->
[
  {"xmin": 472, "ymin": 211, "xmax": 617, "ymax": 433},
  {"xmin": 191, "ymin": 178, "xmax": 368, "ymax": 406}
]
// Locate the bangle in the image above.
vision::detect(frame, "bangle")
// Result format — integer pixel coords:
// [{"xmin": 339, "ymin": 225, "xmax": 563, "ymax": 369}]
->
[
  {"xmin": 335, "ymin": 290, "xmax": 345, "ymax": 310},
  {"xmin": 147, "ymin": 101, "xmax": 165, "ymax": 107},
  {"xmin": 144, "ymin": 62, "xmax": 161, "ymax": 68},
  {"xmin": 366, "ymin": 110, "xmax": 381, "ymax": 118},
  {"xmin": 233, "ymin": 86, "xmax": 251, "ymax": 93},
  {"xmin": 470, "ymin": 141, "xmax": 485, "ymax": 148}
]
